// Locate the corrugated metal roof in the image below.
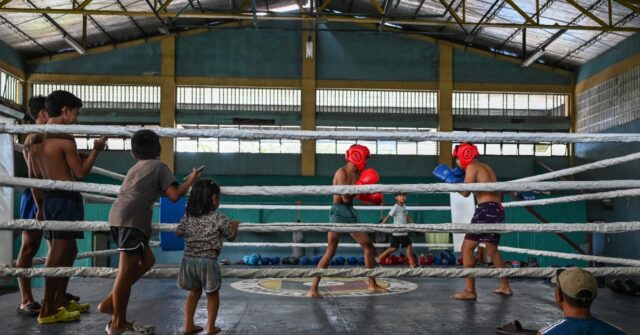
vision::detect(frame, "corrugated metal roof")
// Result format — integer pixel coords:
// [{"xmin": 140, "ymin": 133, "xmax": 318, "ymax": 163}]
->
[{"xmin": 0, "ymin": 0, "xmax": 637, "ymax": 68}]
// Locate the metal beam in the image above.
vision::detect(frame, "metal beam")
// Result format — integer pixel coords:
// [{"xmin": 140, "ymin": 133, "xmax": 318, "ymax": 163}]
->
[
  {"xmin": 0, "ymin": 15, "xmax": 49, "ymax": 53},
  {"xmin": 438, "ymin": 0, "xmax": 467, "ymax": 33},
  {"xmin": 566, "ymin": 0, "xmax": 608, "ymax": 27},
  {"xmin": 157, "ymin": 0, "xmax": 174, "ymax": 12},
  {"xmin": 73, "ymin": 0, "xmax": 116, "ymax": 43},
  {"xmin": 0, "ymin": 0, "xmax": 12, "ymax": 7},
  {"xmin": 318, "ymin": 0, "xmax": 333, "ymax": 11},
  {"xmin": 504, "ymin": 0, "xmax": 536, "ymax": 24},
  {"xmin": 379, "ymin": 0, "xmax": 393, "ymax": 31},
  {"xmin": 249, "ymin": 0, "xmax": 258, "ymax": 28},
  {"xmin": 494, "ymin": 0, "xmax": 556, "ymax": 50},
  {"xmin": 556, "ymin": 11, "xmax": 638, "ymax": 65},
  {"xmin": 115, "ymin": 0, "xmax": 148, "ymax": 37},
  {"xmin": 0, "ymin": 6, "xmax": 637, "ymax": 31},
  {"xmin": 370, "ymin": 0, "xmax": 385, "ymax": 15},
  {"xmin": 615, "ymin": 0, "xmax": 640, "ymax": 14},
  {"xmin": 75, "ymin": 0, "xmax": 93, "ymax": 10}
]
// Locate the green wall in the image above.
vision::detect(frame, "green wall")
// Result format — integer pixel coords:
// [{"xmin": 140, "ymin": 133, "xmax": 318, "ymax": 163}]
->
[
  {"xmin": 577, "ymin": 33, "xmax": 640, "ymax": 83},
  {"xmin": 176, "ymin": 29, "xmax": 301, "ymax": 78},
  {"xmin": 453, "ymin": 48, "xmax": 572, "ymax": 85},
  {"xmin": 28, "ymin": 42, "xmax": 161, "ymax": 76},
  {"xmin": 0, "ymin": 40, "xmax": 24, "ymax": 71}
]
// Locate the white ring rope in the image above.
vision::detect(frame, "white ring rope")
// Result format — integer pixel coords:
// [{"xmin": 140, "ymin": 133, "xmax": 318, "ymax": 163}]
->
[
  {"xmin": 218, "ymin": 204, "xmax": 450, "ymax": 211},
  {"xmin": 12, "ymin": 143, "xmax": 127, "ymax": 181},
  {"xmin": 511, "ymin": 152, "xmax": 640, "ymax": 183},
  {"xmin": 491, "ymin": 245, "xmax": 640, "ymax": 267},
  {"xmin": 224, "ymin": 242, "xmax": 454, "ymax": 248},
  {"xmin": 2, "ymin": 220, "xmax": 639, "ymax": 233},
  {"xmin": 4, "ymin": 175, "xmax": 640, "ymax": 195},
  {"xmin": 3, "ymin": 124, "xmax": 640, "ymax": 143},
  {"xmin": 1, "ymin": 266, "xmax": 639, "ymax": 279},
  {"xmin": 502, "ymin": 188, "xmax": 640, "ymax": 207},
  {"xmin": 27, "ymin": 242, "xmax": 161, "ymax": 266}
]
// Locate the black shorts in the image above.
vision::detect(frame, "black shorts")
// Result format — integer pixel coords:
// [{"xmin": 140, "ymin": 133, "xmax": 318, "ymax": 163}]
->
[
  {"xmin": 464, "ymin": 202, "xmax": 504, "ymax": 245},
  {"xmin": 43, "ymin": 190, "xmax": 84, "ymax": 241},
  {"xmin": 110, "ymin": 227, "xmax": 149, "ymax": 255},
  {"xmin": 390, "ymin": 235, "xmax": 412, "ymax": 249}
]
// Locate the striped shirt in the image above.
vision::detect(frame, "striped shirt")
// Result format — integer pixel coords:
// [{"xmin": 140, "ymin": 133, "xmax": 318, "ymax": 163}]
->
[{"xmin": 539, "ymin": 317, "xmax": 625, "ymax": 335}]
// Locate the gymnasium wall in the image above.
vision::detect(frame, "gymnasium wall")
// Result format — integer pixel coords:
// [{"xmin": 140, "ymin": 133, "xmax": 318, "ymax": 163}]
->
[
  {"xmin": 0, "ymin": 40, "xmax": 23, "ymax": 72},
  {"xmin": 575, "ymin": 32, "xmax": 640, "ymax": 260}
]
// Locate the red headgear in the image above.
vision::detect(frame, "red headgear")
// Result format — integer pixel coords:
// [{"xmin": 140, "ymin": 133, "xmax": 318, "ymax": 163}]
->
[
  {"xmin": 452, "ymin": 142, "xmax": 479, "ymax": 170},
  {"xmin": 345, "ymin": 144, "xmax": 370, "ymax": 171}
]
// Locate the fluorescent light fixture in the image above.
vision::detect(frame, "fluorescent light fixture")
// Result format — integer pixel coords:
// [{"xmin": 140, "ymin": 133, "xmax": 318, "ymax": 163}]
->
[
  {"xmin": 271, "ymin": 4, "xmax": 300, "ymax": 12},
  {"xmin": 63, "ymin": 35, "xmax": 86, "ymax": 55},
  {"xmin": 522, "ymin": 48, "xmax": 545, "ymax": 67}
]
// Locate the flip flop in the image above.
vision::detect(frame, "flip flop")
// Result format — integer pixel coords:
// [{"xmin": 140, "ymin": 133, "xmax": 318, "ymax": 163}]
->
[
  {"xmin": 16, "ymin": 302, "xmax": 41, "ymax": 316},
  {"xmin": 106, "ymin": 321, "xmax": 155, "ymax": 335},
  {"xmin": 495, "ymin": 320, "xmax": 538, "ymax": 335},
  {"xmin": 37, "ymin": 307, "xmax": 80, "ymax": 324}
]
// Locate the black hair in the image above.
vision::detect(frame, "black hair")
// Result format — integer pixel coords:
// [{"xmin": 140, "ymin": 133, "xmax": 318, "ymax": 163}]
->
[
  {"xmin": 28, "ymin": 96, "xmax": 46, "ymax": 121},
  {"xmin": 45, "ymin": 90, "xmax": 83, "ymax": 117},
  {"xmin": 395, "ymin": 192, "xmax": 407, "ymax": 196},
  {"xmin": 131, "ymin": 129, "xmax": 161, "ymax": 160},
  {"xmin": 186, "ymin": 179, "xmax": 221, "ymax": 218},
  {"xmin": 563, "ymin": 291, "xmax": 594, "ymax": 309}
]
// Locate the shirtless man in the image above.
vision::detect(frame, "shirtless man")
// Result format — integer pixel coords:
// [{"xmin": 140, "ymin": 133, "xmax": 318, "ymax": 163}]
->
[
  {"xmin": 308, "ymin": 144, "xmax": 387, "ymax": 298},
  {"xmin": 15, "ymin": 96, "xmax": 49, "ymax": 316},
  {"xmin": 34, "ymin": 90, "xmax": 106, "ymax": 324},
  {"xmin": 446, "ymin": 142, "xmax": 512, "ymax": 300}
]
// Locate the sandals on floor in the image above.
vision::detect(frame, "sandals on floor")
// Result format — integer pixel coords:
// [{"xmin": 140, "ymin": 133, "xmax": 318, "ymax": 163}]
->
[
  {"xmin": 37, "ymin": 307, "xmax": 80, "ymax": 324},
  {"xmin": 495, "ymin": 320, "xmax": 538, "ymax": 335},
  {"xmin": 16, "ymin": 302, "xmax": 41, "ymax": 316},
  {"xmin": 106, "ymin": 321, "xmax": 155, "ymax": 335}
]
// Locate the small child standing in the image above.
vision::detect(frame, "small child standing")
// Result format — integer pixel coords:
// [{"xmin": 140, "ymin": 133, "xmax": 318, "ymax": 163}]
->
[
  {"xmin": 176, "ymin": 179, "xmax": 240, "ymax": 335},
  {"xmin": 375, "ymin": 192, "xmax": 417, "ymax": 268}
]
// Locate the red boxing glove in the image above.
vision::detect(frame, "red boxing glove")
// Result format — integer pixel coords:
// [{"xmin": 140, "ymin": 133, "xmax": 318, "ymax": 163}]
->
[
  {"xmin": 358, "ymin": 192, "xmax": 383, "ymax": 205},
  {"xmin": 355, "ymin": 168, "xmax": 379, "ymax": 185}
]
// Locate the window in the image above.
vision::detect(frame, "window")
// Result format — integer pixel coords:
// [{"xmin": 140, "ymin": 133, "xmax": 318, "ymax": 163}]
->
[
  {"xmin": 177, "ymin": 87, "xmax": 300, "ymax": 112},
  {"xmin": 315, "ymin": 126, "xmax": 439, "ymax": 156},
  {"xmin": 453, "ymin": 139, "xmax": 567, "ymax": 156},
  {"xmin": 175, "ymin": 124, "xmax": 301, "ymax": 154},
  {"xmin": 73, "ymin": 125, "xmax": 158, "ymax": 151},
  {"xmin": 317, "ymin": 89, "xmax": 437, "ymax": 114},
  {"xmin": 453, "ymin": 92, "xmax": 568, "ymax": 117},
  {"xmin": 32, "ymin": 84, "xmax": 160, "ymax": 110},
  {"xmin": 0, "ymin": 70, "xmax": 22, "ymax": 106}
]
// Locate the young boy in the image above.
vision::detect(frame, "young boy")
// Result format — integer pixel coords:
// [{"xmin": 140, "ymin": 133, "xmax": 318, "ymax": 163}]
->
[
  {"xmin": 15, "ymin": 96, "xmax": 48, "ymax": 316},
  {"xmin": 375, "ymin": 192, "xmax": 417, "ymax": 268},
  {"xmin": 98, "ymin": 129, "xmax": 200, "ymax": 335},
  {"xmin": 444, "ymin": 142, "xmax": 512, "ymax": 300},
  {"xmin": 308, "ymin": 144, "xmax": 387, "ymax": 298},
  {"xmin": 35, "ymin": 91, "xmax": 106, "ymax": 323}
]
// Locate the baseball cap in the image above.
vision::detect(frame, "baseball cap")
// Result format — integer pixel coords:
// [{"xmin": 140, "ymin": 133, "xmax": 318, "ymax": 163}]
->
[{"xmin": 552, "ymin": 268, "xmax": 598, "ymax": 301}]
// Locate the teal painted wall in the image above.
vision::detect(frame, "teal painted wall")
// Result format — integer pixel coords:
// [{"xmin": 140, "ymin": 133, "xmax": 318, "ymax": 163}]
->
[
  {"xmin": 176, "ymin": 29, "xmax": 301, "ymax": 78},
  {"xmin": 0, "ymin": 40, "xmax": 24, "ymax": 71},
  {"xmin": 453, "ymin": 48, "xmax": 572, "ymax": 85},
  {"xmin": 316, "ymin": 25, "xmax": 439, "ymax": 81},
  {"xmin": 28, "ymin": 42, "xmax": 161, "ymax": 76},
  {"xmin": 577, "ymin": 33, "xmax": 640, "ymax": 83}
]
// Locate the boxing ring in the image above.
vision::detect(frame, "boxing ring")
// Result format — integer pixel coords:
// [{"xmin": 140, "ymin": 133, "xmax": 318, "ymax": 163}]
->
[{"xmin": 1, "ymin": 124, "xmax": 640, "ymax": 334}]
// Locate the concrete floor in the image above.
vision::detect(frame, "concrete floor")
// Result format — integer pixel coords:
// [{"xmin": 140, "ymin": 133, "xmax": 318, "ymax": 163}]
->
[{"xmin": 1, "ymin": 275, "xmax": 638, "ymax": 335}]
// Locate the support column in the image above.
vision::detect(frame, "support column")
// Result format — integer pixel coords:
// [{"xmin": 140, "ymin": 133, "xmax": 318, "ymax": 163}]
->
[
  {"xmin": 438, "ymin": 44, "xmax": 453, "ymax": 165},
  {"xmin": 160, "ymin": 37, "xmax": 176, "ymax": 172},
  {"xmin": 300, "ymin": 21, "xmax": 316, "ymax": 176},
  {"xmin": 569, "ymin": 91, "xmax": 577, "ymax": 167}
]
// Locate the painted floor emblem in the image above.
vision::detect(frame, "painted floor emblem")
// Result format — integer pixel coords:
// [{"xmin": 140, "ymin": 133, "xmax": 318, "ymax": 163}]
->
[{"xmin": 231, "ymin": 277, "xmax": 418, "ymax": 297}]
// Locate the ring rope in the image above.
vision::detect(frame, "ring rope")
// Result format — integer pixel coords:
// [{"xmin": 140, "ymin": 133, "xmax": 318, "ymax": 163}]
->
[
  {"xmin": 3, "ymin": 220, "xmax": 639, "ymax": 233},
  {"xmin": 4, "ymin": 175, "xmax": 640, "ymax": 196},
  {"xmin": 3, "ymin": 124, "xmax": 640, "ymax": 143},
  {"xmin": 27, "ymin": 242, "xmax": 161, "ymax": 266},
  {"xmin": 13, "ymin": 143, "xmax": 127, "ymax": 181},
  {"xmin": 1, "ymin": 266, "xmax": 639, "ymax": 279},
  {"xmin": 502, "ymin": 188, "xmax": 640, "ymax": 207}
]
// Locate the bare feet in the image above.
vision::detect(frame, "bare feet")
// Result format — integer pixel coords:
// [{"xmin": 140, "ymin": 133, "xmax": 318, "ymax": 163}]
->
[
  {"xmin": 374, "ymin": 256, "xmax": 382, "ymax": 264},
  {"xmin": 368, "ymin": 283, "xmax": 389, "ymax": 293},
  {"xmin": 493, "ymin": 287, "xmax": 513, "ymax": 296},
  {"xmin": 206, "ymin": 326, "xmax": 221, "ymax": 334},
  {"xmin": 307, "ymin": 289, "xmax": 323, "ymax": 299},
  {"xmin": 184, "ymin": 325, "xmax": 204, "ymax": 334},
  {"xmin": 452, "ymin": 290, "xmax": 477, "ymax": 300},
  {"xmin": 97, "ymin": 301, "xmax": 113, "ymax": 315}
]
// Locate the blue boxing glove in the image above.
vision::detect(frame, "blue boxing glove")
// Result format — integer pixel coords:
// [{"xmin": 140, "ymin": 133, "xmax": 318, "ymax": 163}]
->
[{"xmin": 432, "ymin": 164, "xmax": 464, "ymax": 183}]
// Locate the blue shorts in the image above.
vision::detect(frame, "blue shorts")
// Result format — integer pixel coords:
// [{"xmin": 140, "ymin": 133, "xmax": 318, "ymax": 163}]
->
[
  {"xmin": 43, "ymin": 190, "xmax": 85, "ymax": 241},
  {"xmin": 19, "ymin": 188, "xmax": 37, "ymax": 220},
  {"xmin": 329, "ymin": 203, "xmax": 358, "ymax": 224},
  {"xmin": 464, "ymin": 202, "xmax": 504, "ymax": 245}
]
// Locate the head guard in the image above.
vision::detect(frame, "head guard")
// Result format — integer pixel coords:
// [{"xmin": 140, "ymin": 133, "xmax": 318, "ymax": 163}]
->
[
  {"xmin": 345, "ymin": 144, "xmax": 370, "ymax": 171},
  {"xmin": 452, "ymin": 142, "xmax": 479, "ymax": 170}
]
